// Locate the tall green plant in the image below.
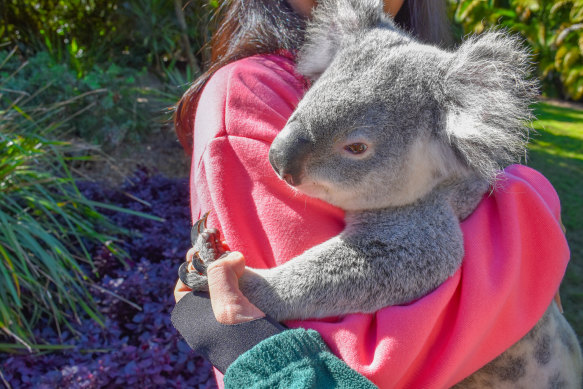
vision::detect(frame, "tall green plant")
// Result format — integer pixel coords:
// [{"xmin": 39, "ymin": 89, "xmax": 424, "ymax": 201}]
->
[
  {"xmin": 0, "ymin": 49, "xmax": 161, "ymax": 352},
  {"xmin": 450, "ymin": 0, "xmax": 583, "ymax": 101},
  {"xmin": 0, "ymin": 133, "xmax": 110, "ymax": 351}
]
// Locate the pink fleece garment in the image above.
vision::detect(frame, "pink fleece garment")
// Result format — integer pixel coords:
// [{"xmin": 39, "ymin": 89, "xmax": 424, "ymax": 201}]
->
[{"xmin": 189, "ymin": 53, "xmax": 570, "ymax": 388}]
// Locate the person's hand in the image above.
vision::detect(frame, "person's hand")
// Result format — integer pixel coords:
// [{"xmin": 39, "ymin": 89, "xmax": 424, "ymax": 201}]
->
[
  {"xmin": 173, "ymin": 247, "xmax": 199, "ymax": 303},
  {"xmin": 174, "ymin": 247, "xmax": 265, "ymax": 324},
  {"xmin": 207, "ymin": 251, "xmax": 265, "ymax": 324},
  {"xmin": 172, "ymin": 251, "xmax": 284, "ymax": 373}
]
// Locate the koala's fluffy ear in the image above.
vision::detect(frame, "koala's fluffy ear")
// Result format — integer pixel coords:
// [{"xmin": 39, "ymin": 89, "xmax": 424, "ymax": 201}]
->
[
  {"xmin": 296, "ymin": 0, "xmax": 385, "ymax": 80},
  {"xmin": 442, "ymin": 31, "xmax": 539, "ymax": 182}
]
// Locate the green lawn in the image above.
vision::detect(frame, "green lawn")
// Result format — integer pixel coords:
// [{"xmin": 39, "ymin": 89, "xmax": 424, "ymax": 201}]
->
[{"xmin": 526, "ymin": 101, "xmax": 583, "ymax": 340}]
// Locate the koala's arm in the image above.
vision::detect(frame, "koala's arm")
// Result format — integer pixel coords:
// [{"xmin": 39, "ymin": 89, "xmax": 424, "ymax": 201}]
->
[{"xmin": 237, "ymin": 204, "xmax": 465, "ymax": 321}]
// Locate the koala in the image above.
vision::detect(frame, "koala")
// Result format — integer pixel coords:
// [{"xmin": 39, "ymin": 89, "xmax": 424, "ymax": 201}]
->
[{"xmin": 180, "ymin": 0, "xmax": 583, "ymax": 386}]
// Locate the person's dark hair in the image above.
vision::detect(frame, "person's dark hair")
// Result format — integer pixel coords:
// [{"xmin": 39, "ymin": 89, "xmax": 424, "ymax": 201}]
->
[
  {"xmin": 402, "ymin": 0, "xmax": 453, "ymax": 47},
  {"xmin": 175, "ymin": 0, "xmax": 452, "ymax": 153}
]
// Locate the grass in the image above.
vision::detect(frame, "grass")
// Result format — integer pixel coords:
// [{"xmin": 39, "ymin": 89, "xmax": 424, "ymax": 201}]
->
[{"xmin": 526, "ymin": 101, "xmax": 583, "ymax": 340}]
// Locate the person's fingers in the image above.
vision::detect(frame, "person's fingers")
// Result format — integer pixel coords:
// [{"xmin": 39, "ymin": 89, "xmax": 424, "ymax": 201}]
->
[
  {"xmin": 207, "ymin": 252, "xmax": 265, "ymax": 324},
  {"xmin": 185, "ymin": 247, "xmax": 197, "ymax": 272},
  {"xmin": 174, "ymin": 278, "xmax": 192, "ymax": 303}
]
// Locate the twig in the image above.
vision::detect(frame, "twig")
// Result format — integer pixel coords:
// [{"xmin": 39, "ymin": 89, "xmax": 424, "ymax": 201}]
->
[
  {"xmin": 554, "ymin": 23, "xmax": 583, "ymax": 47},
  {"xmin": 174, "ymin": 0, "xmax": 201, "ymax": 76},
  {"xmin": 0, "ymin": 47, "xmax": 18, "ymax": 71},
  {"xmin": 0, "ymin": 367, "xmax": 12, "ymax": 389},
  {"xmin": 89, "ymin": 283, "xmax": 142, "ymax": 311},
  {"xmin": 49, "ymin": 88, "xmax": 108, "ymax": 109},
  {"xmin": 122, "ymin": 191, "xmax": 152, "ymax": 208},
  {"xmin": 0, "ymin": 327, "xmax": 32, "ymax": 353}
]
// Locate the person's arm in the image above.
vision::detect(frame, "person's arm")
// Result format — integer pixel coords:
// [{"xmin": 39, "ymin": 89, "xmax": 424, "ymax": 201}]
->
[
  {"xmin": 172, "ymin": 296, "xmax": 376, "ymax": 388},
  {"xmin": 172, "ymin": 252, "xmax": 377, "ymax": 388},
  {"xmin": 172, "ymin": 290, "xmax": 285, "ymax": 374}
]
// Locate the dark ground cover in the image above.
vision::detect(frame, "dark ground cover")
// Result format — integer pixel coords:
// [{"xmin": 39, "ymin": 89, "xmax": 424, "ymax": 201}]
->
[{"xmin": 0, "ymin": 169, "xmax": 216, "ymax": 388}]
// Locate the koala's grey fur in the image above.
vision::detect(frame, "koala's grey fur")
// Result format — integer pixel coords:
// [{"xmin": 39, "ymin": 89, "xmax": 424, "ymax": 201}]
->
[{"xmin": 184, "ymin": 0, "xmax": 582, "ymax": 385}]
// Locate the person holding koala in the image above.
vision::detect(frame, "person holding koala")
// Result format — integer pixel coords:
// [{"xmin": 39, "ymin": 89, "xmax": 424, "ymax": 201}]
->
[{"xmin": 172, "ymin": 0, "xmax": 581, "ymax": 388}]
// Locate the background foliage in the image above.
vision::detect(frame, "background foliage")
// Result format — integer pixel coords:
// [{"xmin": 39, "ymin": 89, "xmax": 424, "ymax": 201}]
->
[
  {"xmin": 0, "ymin": 2, "xmax": 216, "ymax": 374},
  {"xmin": 0, "ymin": 0, "xmax": 214, "ymax": 77},
  {"xmin": 0, "ymin": 46, "xmax": 171, "ymax": 352},
  {"xmin": 0, "ymin": 131, "xmax": 119, "ymax": 353},
  {"xmin": 0, "ymin": 1, "xmax": 216, "ymax": 354},
  {"xmin": 526, "ymin": 102, "xmax": 583, "ymax": 337},
  {"xmin": 0, "ymin": 1, "xmax": 581, "ymax": 387},
  {"xmin": 0, "ymin": 173, "xmax": 217, "ymax": 388},
  {"xmin": 1, "ymin": 0, "xmax": 216, "ymax": 148},
  {"xmin": 449, "ymin": 0, "xmax": 583, "ymax": 101},
  {"xmin": 0, "ymin": 49, "xmax": 158, "ymax": 146}
]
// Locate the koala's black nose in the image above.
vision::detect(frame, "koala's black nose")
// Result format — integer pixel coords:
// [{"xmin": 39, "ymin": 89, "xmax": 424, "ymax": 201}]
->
[{"xmin": 269, "ymin": 126, "xmax": 311, "ymax": 187}]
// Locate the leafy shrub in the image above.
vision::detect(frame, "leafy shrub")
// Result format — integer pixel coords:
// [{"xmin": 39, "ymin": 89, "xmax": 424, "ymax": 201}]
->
[
  {"xmin": 0, "ymin": 49, "xmax": 163, "ymax": 147},
  {"xmin": 450, "ymin": 0, "xmax": 583, "ymax": 101},
  {"xmin": 0, "ymin": 126, "xmax": 126, "ymax": 352},
  {"xmin": 0, "ymin": 0, "xmax": 214, "ymax": 77},
  {"xmin": 0, "ymin": 0, "xmax": 120, "ymax": 76},
  {"xmin": 0, "ymin": 172, "xmax": 216, "ymax": 388}
]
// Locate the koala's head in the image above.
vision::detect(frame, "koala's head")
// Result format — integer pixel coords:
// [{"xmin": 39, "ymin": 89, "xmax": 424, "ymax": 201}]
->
[{"xmin": 268, "ymin": 0, "xmax": 537, "ymax": 211}]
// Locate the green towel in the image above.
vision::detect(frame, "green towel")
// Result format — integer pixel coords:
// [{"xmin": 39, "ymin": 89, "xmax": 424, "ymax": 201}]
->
[{"xmin": 224, "ymin": 328, "xmax": 378, "ymax": 388}]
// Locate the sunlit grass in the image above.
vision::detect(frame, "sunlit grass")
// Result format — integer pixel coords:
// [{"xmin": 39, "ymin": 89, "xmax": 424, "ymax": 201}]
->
[
  {"xmin": 530, "ymin": 104, "xmax": 583, "ymax": 160},
  {"xmin": 527, "ymin": 101, "xmax": 583, "ymax": 340}
]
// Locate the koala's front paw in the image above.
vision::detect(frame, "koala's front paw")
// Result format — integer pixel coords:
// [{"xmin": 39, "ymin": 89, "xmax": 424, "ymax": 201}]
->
[
  {"xmin": 178, "ymin": 213, "xmax": 228, "ymax": 291},
  {"xmin": 178, "ymin": 262, "xmax": 209, "ymax": 292},
  {"xmin": 193, "ymin": 228, "xmax": 226, "ymax": 268}
]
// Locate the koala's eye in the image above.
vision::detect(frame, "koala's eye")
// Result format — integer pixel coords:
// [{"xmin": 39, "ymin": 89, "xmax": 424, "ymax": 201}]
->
[{"xmin": 344, "ymin": 143, "xmax": 368, "ymax": 155}]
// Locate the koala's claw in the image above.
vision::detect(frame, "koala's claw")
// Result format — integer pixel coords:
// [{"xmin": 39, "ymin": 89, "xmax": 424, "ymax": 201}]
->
[
  {"xmin": 196, "ymin": 228, "xmax": 225, "ymax": 263},
  {"xmin": 178, "ymin": 262, "xmax": 209, "ymax": 291},
  {"xmin": 190, "ymin": 211, "xmax": 210, "ymax": 246},
  {"xmin": 178, "ymin": 261, "xmax": 192, "ymax": 286},
  {"xmin": 179, "ymin": 212, "xmax": 228, "ymax": 291},
  {"xmin": 190, "ymin": 252, "xmax": 207, "ymax": 275}
]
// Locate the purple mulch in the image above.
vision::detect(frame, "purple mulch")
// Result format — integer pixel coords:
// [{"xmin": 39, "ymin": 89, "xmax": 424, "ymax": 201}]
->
[{"xmin": 1, "ymin": 169, "xmax": 217, "ymax": 388}]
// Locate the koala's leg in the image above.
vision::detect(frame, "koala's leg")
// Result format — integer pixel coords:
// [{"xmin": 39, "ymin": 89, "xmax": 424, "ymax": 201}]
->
[
  {"xmin": 236, "ymin": 237, "xmax": 369, "ymax": 321},
  {"xmin": 453, "ymin": 302, "xmax": 583, "ymax": 389},
  {"xmin": 237, "ymin": 202, "xmax": 465, "ymax": 321}
]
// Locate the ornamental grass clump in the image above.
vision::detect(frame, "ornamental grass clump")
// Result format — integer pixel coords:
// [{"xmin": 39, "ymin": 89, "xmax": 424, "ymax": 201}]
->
[
  {"xmin": 0, "ymin": 47, "xmax": 156, "ymax": 352},
  {"xmin": 0, "ymin": 173, "xmax": 216, "ymax": 388},
  {"xmin": 0, "ymin": 132, "xmax": 126, "ymax": 352}
]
